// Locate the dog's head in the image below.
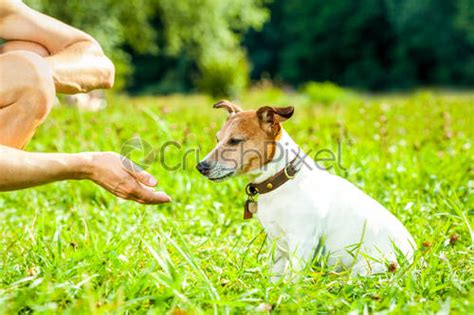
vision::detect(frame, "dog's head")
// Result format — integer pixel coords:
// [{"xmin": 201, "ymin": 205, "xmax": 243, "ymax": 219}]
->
[{"xmin": 197, "ymin": 100, "xmax": 294, "ymax": 181}]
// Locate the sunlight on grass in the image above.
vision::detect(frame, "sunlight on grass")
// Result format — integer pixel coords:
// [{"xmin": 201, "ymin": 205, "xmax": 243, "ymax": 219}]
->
[{"xmin": 0, "ymin": 88, "xmax": 473, "ymax": 313}]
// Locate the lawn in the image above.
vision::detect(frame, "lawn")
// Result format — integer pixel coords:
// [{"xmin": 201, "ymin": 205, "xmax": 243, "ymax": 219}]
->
[{"xmin": 0, "ymin": 87, "xmax": 473, "ymax": 314}]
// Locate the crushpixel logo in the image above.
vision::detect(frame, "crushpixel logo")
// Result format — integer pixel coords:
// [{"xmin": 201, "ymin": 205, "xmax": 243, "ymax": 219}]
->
[
  {"xmin": 119, "ymin": 136, "xmax": 348, "ymax": 172},
  {"xmin": 120, "ymin": 137, "xmax": 156, "ymax": 171}
]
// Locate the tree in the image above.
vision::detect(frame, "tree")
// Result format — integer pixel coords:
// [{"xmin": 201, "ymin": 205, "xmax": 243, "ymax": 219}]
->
[
  {"xmin": 245, "ymin": 0, "xmax": 474, "ymax": 90},
  {"xmin": 246, "ymin": 0, "xmax": 397, "ymax": 90},
  {"xmin": 25, "ymin": 0, "xmax": 269, "ymax": 96}
]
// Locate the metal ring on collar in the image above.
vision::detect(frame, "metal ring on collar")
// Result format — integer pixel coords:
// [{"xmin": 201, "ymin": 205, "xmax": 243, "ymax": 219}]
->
[
  {"xmin": 284, "ymin": 165, "xmax": 296, "ymax": 179},
  {"xmin": 246, "ymin": 184, "xmax": 258, "ymax": 196}
]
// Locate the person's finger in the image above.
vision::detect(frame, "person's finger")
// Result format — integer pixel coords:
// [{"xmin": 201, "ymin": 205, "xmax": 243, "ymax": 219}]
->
[
  {"xmin": 120, "ymin": 156, "xmax": 158, "ymax": 187},
  {"xmin": 131, "ymin": 170, "xmax": 158, "ymax": 187},
  {"xmin": 132, "ymin": 186, "xmax": 172, "ymax": 204}
]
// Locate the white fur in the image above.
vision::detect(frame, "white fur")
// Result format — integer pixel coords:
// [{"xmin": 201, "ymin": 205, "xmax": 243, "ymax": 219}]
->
[{"xmin": 248, "ymin": 130, "xmax": 416, "ymax": 281}]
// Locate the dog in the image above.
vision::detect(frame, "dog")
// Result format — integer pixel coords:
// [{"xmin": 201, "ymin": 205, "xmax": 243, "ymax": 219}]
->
[{"xmin": 197, "ymin": 100, "xmax": 416, "ymax": 281}]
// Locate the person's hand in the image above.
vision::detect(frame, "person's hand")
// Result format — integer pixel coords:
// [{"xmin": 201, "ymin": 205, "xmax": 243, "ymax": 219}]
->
[{"xmin": 85, "ymin": 152, "xmax": 171, "ymax": 204}]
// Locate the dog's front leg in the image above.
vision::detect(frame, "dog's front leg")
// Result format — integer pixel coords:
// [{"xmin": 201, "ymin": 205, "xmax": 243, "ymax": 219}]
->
[
  {"xmin": 270, "ymin": 249, "xmax": 288, "ymax": 283},
  {"xmin": 287, "ymin": 237, "xmax": 316, "ymax": 280}
]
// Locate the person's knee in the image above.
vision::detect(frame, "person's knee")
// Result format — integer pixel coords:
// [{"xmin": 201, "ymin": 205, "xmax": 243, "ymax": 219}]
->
[{"xmin": 2, "ymin": 51, "xmax": 55, "ymax": 120}]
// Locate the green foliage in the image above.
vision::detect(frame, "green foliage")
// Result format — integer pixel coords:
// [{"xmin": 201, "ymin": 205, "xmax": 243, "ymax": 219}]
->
[
  {"xmin": 0, "ymin": 90, "xmax": 473, "ymax": 313},
  {"xmin": 245, "ymin": 0, "xmax": 474, "ymax": 90},
  {"xmin": 456, "ymin": 0, "xmax": 474, "ymax": 44},
  {"xmin": 139, "ymin": 0, "xmax": 269, "ymax": 96},
  {"xmin": 155, "ymin": 0, "xmax": 267, "ymax": 57},
  {"xmin": 22, "ymin": 0, "xmax": 474, "ymax": 93},
  {"xmin": 24, "ymin": 0, "xmax": 268, "ymax": 95},
  {"xmin": 196, "ymin": 50, "xmax": 250, "ymax": 97},
  {"xmin": 301, "ymin": 81, "xmax": 360, "ymax": 106}
]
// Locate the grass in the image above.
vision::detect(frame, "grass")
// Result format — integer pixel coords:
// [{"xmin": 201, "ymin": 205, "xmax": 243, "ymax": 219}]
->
[{"xmin": 0, "ymin": 87, "xmax": 473, "ymax": 314}]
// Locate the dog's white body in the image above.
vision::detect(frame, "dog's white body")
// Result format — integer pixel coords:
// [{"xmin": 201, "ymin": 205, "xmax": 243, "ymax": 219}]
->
[{"xmin": 250, "ymin": 130, "xmax": 415, "ymax": 279}]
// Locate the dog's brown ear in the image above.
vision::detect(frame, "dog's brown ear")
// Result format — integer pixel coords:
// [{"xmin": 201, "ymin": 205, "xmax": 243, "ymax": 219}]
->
[
  {"xmin": 213, "ymin": 100, "xmax": 242, "ymax": 114},
  {"xmin": 257, "ymin": 106, "xmax": 294, "ymax": 135},
  {"xmin": 257, "ymin": 106, "xmax": 294, "ymax": 124}
]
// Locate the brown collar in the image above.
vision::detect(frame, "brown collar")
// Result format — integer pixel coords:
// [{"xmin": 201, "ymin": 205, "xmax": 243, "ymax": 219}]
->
[{"xmin": 244, "ymin": 156, "xmax": 301, "ymax": 219}]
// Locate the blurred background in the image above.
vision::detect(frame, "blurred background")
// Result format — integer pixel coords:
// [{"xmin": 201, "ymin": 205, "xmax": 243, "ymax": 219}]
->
[{"xmin": 26, "ymin": 0, "xmax": 474, "ymax": 97}]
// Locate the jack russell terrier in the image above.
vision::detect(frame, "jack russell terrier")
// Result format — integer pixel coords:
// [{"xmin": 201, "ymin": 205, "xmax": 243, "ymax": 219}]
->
[{"xmin": 197, "ymin": 100, "xmax": 416, "ymax": 281}]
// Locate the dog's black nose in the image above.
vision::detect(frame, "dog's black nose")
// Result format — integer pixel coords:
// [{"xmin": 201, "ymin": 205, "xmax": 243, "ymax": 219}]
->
[{"xmin": 196, "ymin": 161, "xmax": 211, "ymax": 175}]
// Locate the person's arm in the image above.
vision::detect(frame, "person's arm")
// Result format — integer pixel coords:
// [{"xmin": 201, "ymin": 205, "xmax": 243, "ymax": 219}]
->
[
  {"xmin": 0, "ymin": 145, "xmax": 171, "ymax": 204},
  {"xmin": 0, "ymin": 1, "xmax": 114, "ymax": 94}
]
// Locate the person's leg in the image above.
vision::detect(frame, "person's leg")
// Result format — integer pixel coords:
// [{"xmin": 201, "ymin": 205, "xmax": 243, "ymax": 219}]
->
[{"xmin": 0, "ymin": 51, "xmax": 55, "ymax": 149}]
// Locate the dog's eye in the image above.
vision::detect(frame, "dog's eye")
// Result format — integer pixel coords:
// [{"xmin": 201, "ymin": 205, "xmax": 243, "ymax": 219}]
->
[{"xmin": 228, "ymin": 138, "xmax": 245, "ymax": 146}]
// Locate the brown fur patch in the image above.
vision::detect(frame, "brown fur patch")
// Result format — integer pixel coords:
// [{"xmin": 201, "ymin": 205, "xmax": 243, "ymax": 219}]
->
[{"xmin": 213, "ymin": 110, "xmax": 279, "ymax": 173}]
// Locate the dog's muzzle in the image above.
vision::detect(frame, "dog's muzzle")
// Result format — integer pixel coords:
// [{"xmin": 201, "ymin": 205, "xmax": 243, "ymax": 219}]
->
[
  {"xmin": 196, "ymin": 160, "xmax": 212, "ymax": 175},
  {"xmin": 196, "ymin": 160, "xmax": 236, "ymax": 181}
]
